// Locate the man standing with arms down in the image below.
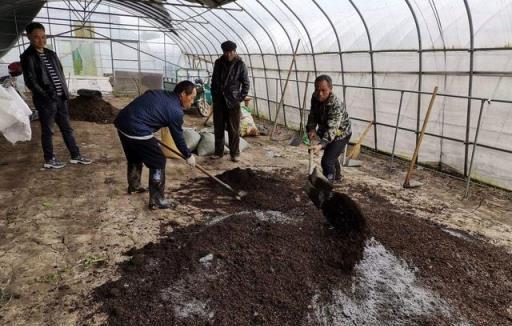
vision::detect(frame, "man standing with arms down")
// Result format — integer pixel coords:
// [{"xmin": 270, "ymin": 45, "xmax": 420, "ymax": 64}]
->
[
  {"xmin": 211, "ymin": 40, "xmax": 250, "ymax": 162},
  {"xmin": 114, "ymin": 81, "xmax": 197, "ymax": 210},
  {"xmin": 20, "ymin": 22, "xmax": 91, "ymax": 169}
]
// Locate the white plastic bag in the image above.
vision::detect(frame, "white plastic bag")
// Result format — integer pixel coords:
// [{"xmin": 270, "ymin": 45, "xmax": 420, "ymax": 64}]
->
[
  {"xmin": 0, "ymin": 86, "xmax": 32, "ymax": 144},
  {"xmin": 240, "ymin": 105, "xmax": 259, "ymax": 137}
]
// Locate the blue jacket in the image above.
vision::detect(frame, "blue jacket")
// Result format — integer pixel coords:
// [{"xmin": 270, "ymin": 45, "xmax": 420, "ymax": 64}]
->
[{"xmin": 114, "ymin": 90, "xmax": 191, "ymax": 158}]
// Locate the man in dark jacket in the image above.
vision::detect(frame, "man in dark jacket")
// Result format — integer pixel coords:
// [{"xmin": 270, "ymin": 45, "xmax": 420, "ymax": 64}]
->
[
  {"xmin": 210, "ymin": 40, "xmax": 250, "ymax": 162},
  {"xmin": 114, "ymin": 81, "xmax": 197, "ymax": 210},
  {"xmin": 20, "ymin": 22, "xmax": 91, "ymax": 169}
]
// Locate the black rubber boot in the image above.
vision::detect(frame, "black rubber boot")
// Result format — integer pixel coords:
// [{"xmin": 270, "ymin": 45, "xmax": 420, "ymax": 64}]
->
[
  {"xmin": 127, "ymin": 162, "xmax": 146, "ymax": 194},
  {"xmin": 333, "ymin": 160, "xmax": 343, "ymax": 184},
  {"xmin": 148, "ymin": 168, "xmax": 176, "ymax": 210}
]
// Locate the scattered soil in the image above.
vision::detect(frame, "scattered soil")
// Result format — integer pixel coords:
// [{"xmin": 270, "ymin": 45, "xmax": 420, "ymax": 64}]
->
[
  {"xmin": 83, "ymin": 168, "xmax": 512, "ymax": 325},
  {"xmin": 69, "ymin": 96, "xmax": 120, "ymax": 124}
]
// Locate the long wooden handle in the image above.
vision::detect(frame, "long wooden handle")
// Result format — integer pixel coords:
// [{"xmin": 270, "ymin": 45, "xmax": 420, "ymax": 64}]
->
[
  {"xmin": 356, "ymin": 120, "xmax": 373, "ymax": 144},
  {"xmin": 299, "ymin": 72, "xmax": 311, "ymax": 134},
  {"xmin": 155, "ymin": 138, "xmax": 240, "ymax": 196},
  {"xmin": 270, "ymin": 39, "xmax": 301, "ymax": 139},
  {"xmin": 347, "ymin": 120, "xmax": 373, "ymax": 158},
  {"xmin": 203, "ymin": 109, "xmax": 214, "ymax": 126},
  {"xmin": 403, "ymin": 86, "xmax": 438, "ymax": 187},
  {"xmin": 308, "ymin": 148, "xmax": 313, "ymax": 175}
]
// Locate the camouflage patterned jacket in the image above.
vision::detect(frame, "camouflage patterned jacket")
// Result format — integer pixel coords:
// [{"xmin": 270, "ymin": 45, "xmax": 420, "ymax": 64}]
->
[{"xmin": 306, "ymin": 93, "xmax": 351, "ymax": 146}]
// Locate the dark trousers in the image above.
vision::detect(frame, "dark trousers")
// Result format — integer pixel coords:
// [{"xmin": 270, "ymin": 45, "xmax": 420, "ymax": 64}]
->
[
  {"xmin": 321, "ymin": 134, "xmax": 351, "ymax": 181},
  {"xmin": 213, "ymin": 99, "xmax": 240, "ymax": 157},
  {"xmin": 35, "ymin": 96, "xmax": 80, "ymax": 161},
  {"xmin": 118, "ymin": 133, "xmax": 166, "ymax": 170}
]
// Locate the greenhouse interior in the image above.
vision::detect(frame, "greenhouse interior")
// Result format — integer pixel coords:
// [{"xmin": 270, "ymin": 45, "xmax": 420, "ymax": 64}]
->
[{"xmin": 0, "ymin": 1, "xmax": 511, "ymax": 325}]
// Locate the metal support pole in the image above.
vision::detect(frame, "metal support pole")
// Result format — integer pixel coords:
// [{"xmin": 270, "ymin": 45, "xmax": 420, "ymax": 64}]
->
[
  {"xmin": 463, "ymin": 99, "xmax": 489, "ymax": 199},
  {"xmin": 463, "ymin": 0, "xmax": 475, "ymax": 178},
  {"xmin": 390, "ymin": 91, "xmax": 405, "ymax": 171}
]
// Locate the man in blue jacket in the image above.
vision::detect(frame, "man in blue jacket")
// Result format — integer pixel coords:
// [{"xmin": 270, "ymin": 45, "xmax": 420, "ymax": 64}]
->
[{"xmin": 114, "ymin": 81, "xmax": 196, "ymax": 210}]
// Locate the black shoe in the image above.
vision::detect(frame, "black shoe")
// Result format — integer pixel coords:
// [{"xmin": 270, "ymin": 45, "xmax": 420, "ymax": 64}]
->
[
  {"xmin": 44, "ymin": 157, "xmax": 65, "ymax": 169},
  {"xmin": 70, "ymin": 155, "xmax": 92, "ymax": 165},
  {"xmin": 128, "ymin": 186, "xmax": 147, "ymax": 194}
]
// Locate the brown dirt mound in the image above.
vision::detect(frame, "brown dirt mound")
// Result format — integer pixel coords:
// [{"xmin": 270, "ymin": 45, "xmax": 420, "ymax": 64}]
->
[{"xmin": 69, "ymin": 96, "xmax": 119, "ymax": 124}]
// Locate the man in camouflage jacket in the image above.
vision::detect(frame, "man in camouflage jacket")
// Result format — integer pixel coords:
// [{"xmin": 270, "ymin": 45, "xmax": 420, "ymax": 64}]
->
[{"xmin": 306, "ymin": 74, "xmax": 352, "ymax": 182}]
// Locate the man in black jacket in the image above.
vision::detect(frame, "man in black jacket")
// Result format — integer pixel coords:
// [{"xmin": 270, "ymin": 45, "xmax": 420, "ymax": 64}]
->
[
  {"xmin": 20, "ymin": 22, "xmax": 91, "ymax": 169},
  {"xmin": 210, "ymin": 40, "xmax": 250, "ymax": 162}
]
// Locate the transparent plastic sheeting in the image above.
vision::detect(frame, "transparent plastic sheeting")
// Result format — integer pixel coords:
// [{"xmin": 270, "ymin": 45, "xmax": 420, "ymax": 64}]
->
[{"xmin": 2, "ymin": 0, "xmax": 511, "ymax": 190}]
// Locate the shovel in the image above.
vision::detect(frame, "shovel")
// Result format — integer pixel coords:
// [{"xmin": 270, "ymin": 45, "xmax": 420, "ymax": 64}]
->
[
  {"xmin": 290, "ymin": 72, "xmax": 310, "ymax": 146},
  {"xmin": 156, "ymin": 138, "xmax": 247, "ymax": 200},
  {"xmin": 347, "ymin": 120, "xmax": 373, "ymax": 160}
]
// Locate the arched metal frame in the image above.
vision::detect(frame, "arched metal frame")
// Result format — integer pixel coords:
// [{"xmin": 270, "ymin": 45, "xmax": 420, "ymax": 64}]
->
[
  {"xmin": 404, "ymin": 0, "xmax": 423, "ymax": 157},
  {"xmin": 234, "ymin": 1, "xmax": 284, "ymax": 121},
  {"xmin": 463, "ymin": 0, "xmax": 475, "ymax": 178},
  {"xmin": 173, "ymin": 0, "xmax": 262, "ymax": 115},
  {"xmin": 280, "ymin": 0, "xmax": 318, "ymax": 77},
  {"xmin": 256, "ymin": 0, "xmax": 302, "ymax": 128},
  {"xmin": 11, "ymin": 0, "xmax": 509, "ymax": 190},
  {"xmin": 312, "ymin": 0, "xmax": 346, "ymax": 102},
  {"xmin": 347, "ymin": 0, "xmax": 378, "ymax": 150}
]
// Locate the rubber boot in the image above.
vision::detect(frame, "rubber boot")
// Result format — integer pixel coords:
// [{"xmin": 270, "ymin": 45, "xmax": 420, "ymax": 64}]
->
[
  {"xmin": 127, "ymin": 162, "xmax": 146, "ymax": 194},
  {"xmin": 148, "ymin": 168, "xmax": 176, "ymax": 210},
  {"xmin": 334, "ymin": 160, "xmax": 343, "ymax": 183}
]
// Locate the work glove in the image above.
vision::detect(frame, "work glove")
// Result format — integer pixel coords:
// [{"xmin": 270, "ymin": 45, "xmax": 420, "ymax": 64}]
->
[{"xmin": 186, "ymin": 154, "xmax": 196, "ymax": 167}]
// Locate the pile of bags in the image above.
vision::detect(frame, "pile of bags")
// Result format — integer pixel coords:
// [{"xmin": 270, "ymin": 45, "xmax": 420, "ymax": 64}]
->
[
  {"xmin": 163, "ymin": 127, "xmax": 250, "ymax": 158},
  {"xmin": 0, "ymin": 86, "xmax": 32, "ymax": 144}
]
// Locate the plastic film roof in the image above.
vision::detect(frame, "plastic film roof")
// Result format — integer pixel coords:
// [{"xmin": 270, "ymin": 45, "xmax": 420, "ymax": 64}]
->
[{"xmin": 1, "ymin": 0, "xmax": 512, "ymax": 191}]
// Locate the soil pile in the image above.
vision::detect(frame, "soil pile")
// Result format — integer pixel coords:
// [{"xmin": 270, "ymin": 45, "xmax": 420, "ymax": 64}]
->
[
  {"xmin": 82, "ymin": 169, "xmax": 512, "ymax": 325},
  {"xmin": 89, "ymin": 168, "xmax": 369, "ymax": 325},
  {"xmin": 69, "ymin": 96, "xmax": 119, "ymax": 124}
]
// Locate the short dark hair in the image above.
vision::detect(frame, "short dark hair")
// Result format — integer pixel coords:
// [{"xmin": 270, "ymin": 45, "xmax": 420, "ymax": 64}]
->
[
  {"xmin": 174, "ymin": 80, "xmax": 195, "ymax": 95},
  {"xmin": 314, "ymin": 74, "xmax": 333, "ymax": 88},
  {"xmin": 25, "ymin": 22, "xmax": 45, "ymax": 34}
]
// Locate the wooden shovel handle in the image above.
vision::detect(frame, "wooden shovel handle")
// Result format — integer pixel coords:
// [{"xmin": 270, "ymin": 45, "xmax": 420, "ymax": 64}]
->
[
  {"xmin": 155, "ymin": 138, "xmax": 240, "ymax": 197},
  {"xmin": 403, "ymin": 86, "xmax": 438, "ymax": 187}
]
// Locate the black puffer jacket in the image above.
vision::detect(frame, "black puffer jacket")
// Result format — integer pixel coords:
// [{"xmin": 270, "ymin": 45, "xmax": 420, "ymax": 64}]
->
[
  {"xmin": 211, "ymin": 55, "xmax": 250, "ymax": 109},
  {"xmin": 20, "ymin": 45, "xmax": 70, "ymax": 103}
]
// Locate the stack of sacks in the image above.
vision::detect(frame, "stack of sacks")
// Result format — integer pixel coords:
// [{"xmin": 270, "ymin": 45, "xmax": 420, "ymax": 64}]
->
[{"xmin": 186, "ymin": 128, "xmax": 249, "ymax": 156}]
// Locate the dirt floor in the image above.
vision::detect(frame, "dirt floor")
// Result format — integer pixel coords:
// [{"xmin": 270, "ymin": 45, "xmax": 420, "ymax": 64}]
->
[{"xmin": 1, "ymin": 96, "xmax": 512, "ymax": 325}]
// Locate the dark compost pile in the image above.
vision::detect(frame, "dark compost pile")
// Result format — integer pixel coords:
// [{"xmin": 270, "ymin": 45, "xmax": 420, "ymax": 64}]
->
[
  {"xmin": 69, "ymin": 96, "xmax": 119, "ymax": 124},
  {"xmin": 82, "ymin": 168, "xmax": 512, "ymax": 326}
]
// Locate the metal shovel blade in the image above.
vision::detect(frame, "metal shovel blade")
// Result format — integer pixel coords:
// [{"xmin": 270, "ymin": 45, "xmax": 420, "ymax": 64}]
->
[
  {"xmin": 289, "ymin": 133, "xmax": 302, "ymax": 146},
  {"xmin": 345, "ymin": 159, "xmax": 363, "ymax": 167},
  {"xmin": 403, "ymin": 180, "xmax": 423, "ymax": 188}
]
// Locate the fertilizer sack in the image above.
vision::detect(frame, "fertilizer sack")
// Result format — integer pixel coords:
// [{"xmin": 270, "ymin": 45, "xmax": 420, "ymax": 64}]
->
[{"xmin": 240, "ymin": 105, "xmax": 259, "ymax": 137}]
